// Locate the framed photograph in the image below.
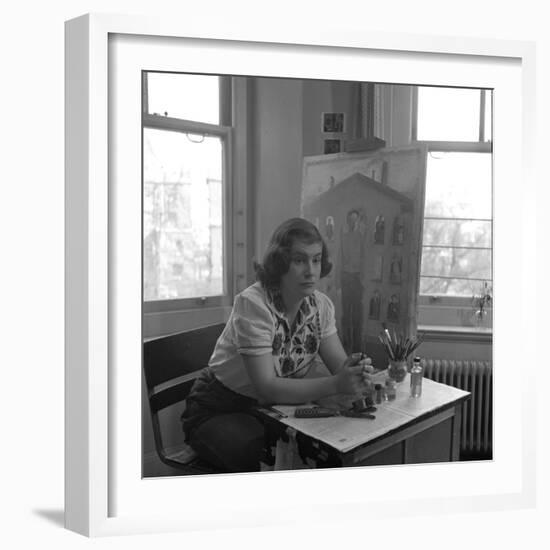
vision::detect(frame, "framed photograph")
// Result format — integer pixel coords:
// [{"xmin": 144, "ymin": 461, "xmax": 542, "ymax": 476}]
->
[
  {"xmin": 65, "ymin": 13, "xmax": 536, "ymax": 537},
  {"xmin": 322, "ymin": 112, "xmax": 346, "ymax": 133},
  {"xmin": 323, "ymin": 138, "xmax": 342, "ymax": 154}
]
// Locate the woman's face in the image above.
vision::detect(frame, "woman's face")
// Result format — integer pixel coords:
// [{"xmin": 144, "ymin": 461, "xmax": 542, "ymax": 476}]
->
[{"xmin": 280, "ymin": 240, "xmax": 323, "ymax": 301}]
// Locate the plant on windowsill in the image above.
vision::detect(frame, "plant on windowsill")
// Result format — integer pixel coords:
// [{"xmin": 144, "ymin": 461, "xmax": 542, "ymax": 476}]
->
[{"xmin": 471, "ymin": 281, "xmax": 492, "ymax": 327}]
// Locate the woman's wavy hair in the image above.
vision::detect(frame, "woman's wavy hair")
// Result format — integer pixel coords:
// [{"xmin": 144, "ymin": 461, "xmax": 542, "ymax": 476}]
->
[{"xmin": 254, "ymin": 217, "xmax": 333, "ymax": 290}]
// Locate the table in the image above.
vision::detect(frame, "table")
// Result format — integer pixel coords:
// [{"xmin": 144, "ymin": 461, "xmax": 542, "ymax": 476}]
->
[{"xmin": 259, "ymin": 375, "xmax": 471, "ymax": 469}]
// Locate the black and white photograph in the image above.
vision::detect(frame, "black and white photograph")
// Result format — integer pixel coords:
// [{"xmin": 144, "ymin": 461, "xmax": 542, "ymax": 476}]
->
[
  {"xmin": 3, "ymin": 0, "xmax": 536, "ymax": 542},
  {"xmin": 322, "ymin": 111, "xmax": 345, "ymax": 133},
  {"xmin": 141, "ymin": 71, "xmax": 494, "ymax": 478},
  {"xmin": 323, "ymin": 138, "xmax": 341, "ymax": 154}
]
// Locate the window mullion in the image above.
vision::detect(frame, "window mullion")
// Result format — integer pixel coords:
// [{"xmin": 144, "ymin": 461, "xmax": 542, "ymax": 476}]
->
[
  {"xmin": 424, "ymin": 216, "xmax": 492, "ymax": 222},
  {"xmin": 142, "ymin": 72, "xmax": 148, "ymax": 114},
  {"xmin": 479, "ymin": 90, "xmax": 486, "ymax": 142},
  {"xmin": 411, "ymin": 86, "xmax": 418, "ymax": 141},
  {"xmin": 143, "ymin": 113, "xmax": 231, "ymax": 136},
  {"xmin": 423, "ymin": 244, "xmax": 492, "ymax": 251},
  {"xmin": 421, "ymin": 275, "xmax": 490, "ymax": 282},
  {"xmin": 424, "ymin": 141, "xmax": 491, "ymax": 153}
]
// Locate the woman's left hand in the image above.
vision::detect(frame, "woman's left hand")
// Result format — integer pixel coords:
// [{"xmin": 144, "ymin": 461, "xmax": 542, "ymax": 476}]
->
[{"xmin": 359, "ymin": 356, "xmax": 375, "ymax": 387}]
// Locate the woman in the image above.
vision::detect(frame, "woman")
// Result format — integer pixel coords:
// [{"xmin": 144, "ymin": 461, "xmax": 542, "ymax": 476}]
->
[{"xmin": 182, "ymin": 218, "xmax": 372, "ymax": 472}]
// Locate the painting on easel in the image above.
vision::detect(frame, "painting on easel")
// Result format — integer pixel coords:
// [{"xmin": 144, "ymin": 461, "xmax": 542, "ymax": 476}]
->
[{"xmin": 301, "ymin": 147, "xmax": 426, "ymax": 363}]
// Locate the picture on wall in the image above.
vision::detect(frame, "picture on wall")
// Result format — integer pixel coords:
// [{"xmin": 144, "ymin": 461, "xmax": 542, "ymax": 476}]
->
[
  {"xmin": 324, "ymin": 138, "xmax": 342, "ymax": 154},
  {"xmin": 322, "ymin": 112, "xmax": 345, "ymax": 133}
]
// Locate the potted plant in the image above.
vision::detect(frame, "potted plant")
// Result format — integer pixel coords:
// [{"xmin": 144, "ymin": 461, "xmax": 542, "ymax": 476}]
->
[{"xmin": 471, "ymin": 281, "xmax": 492, "ymax": 326}]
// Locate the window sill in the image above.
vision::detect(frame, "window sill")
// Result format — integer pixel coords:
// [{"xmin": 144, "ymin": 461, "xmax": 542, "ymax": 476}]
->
[{"xmin": 418, "ymin": 324, "xmax": 492, "ymax": 344}]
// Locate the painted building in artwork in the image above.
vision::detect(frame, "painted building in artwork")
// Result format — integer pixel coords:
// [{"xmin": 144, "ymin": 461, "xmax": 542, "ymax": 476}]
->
[{"xmin": 302, "ymin": 171, "xmax": 413, "ymax": 353}]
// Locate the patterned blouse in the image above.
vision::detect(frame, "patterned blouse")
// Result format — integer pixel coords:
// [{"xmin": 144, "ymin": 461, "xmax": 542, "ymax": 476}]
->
[{"xmin": 208, "ymin": 282, "xmax": 337, "ymax": 399}]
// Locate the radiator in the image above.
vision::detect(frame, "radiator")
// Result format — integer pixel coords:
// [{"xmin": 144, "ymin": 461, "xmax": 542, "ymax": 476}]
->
[{"xmin": 422, "ymin": 359, "xmax": 493, "ymax": 458}]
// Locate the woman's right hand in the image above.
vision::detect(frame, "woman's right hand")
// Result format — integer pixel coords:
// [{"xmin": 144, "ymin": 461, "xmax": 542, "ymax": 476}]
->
[{"xmin": 335, "ymin": 353, "xmax": 369, "ymax": 395}]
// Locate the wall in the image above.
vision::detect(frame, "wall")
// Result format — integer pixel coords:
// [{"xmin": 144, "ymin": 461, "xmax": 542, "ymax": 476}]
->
[
  {"xmin": 302, "ymin": 80, "xmax": 333, "ymax": 156},
  {"xmin": 251, "ymin": 77, "xmax": 304, "ymax": 261}
]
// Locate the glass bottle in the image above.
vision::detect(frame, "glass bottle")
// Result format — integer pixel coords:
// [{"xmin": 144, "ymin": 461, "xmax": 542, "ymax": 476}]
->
[
  {"xmin": 410, "ymin": 356, "xmax": 423, "ymax": 398},
  {"xmin": 385, "ymin": 378, "xmax": 397, "ymax": 401},
  {"xmin": 375, "ymin": 384, "xmax": 383, "ymax": 404}
]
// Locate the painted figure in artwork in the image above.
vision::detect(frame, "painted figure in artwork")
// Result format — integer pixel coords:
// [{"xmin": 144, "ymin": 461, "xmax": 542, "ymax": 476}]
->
[
  {"xmin": 339, "ymin": 209, "xmax": 367, "ymax": 353},
  {"xmin": 374, "ymin": 215, "xmax": 385, "ymax": 244},
  {"xmin": 369, "ymin": 290, "xmax": 381, "ymax": 320},
  {"xmin": 387, "ymin": 293, "xmax": 400, "ymax": 323}
]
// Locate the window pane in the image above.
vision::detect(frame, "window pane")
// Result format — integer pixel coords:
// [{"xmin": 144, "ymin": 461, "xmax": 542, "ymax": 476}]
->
[
  {"xmin": 143, "ymin": 128, "xmax": 224, "ymax": 301},
  {"xmin": 417, "ymin": 86, "xmax": 481, "ymax": 142},
  {"xmin": 424, "ymin": 152, "xmax": 492, "ymax": 219},
  {"xmin": 423, "ymin": 219, "xmax": 492, "ymax": 248},
  {"xmin": 146, "ymin": 73, "xmax": 219, "ymax": 124},
  {"xmin": 420, "ymin": 277, "xmax": 484, "ymax": 297},
  {"xmin": 421, "ymin": 246, "xmax": 492, "ymax": 280}
]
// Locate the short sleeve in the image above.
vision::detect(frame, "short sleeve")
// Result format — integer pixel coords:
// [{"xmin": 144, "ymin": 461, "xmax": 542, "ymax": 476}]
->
[
  {"xmin": 317, "ymin": 292, "xmax": 337, "ymax": 339},
  {"xmin": 232, "ymin": 292, "xmax": 274, "ymax": 356}
]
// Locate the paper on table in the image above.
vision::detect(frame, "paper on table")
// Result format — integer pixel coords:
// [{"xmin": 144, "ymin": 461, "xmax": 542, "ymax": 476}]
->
[
  {"xmin": 269, "ymin": 378, "xmax": 470, "ymax": 454},
  {"xmin": 269, "ymin": 404, "xmax": 414, "ymax": 453}
]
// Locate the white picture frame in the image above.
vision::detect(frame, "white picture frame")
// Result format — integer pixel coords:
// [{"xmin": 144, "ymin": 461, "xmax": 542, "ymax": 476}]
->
[{"xmin": 65, "ymin": 12, "xmax": 537, "ymax": 537}]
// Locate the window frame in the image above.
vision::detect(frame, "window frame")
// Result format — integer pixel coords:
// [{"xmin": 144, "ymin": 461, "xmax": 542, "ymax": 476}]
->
[
  {"xmin": 142, "ymin": 72, "xmax": 234, "ymax": 315},
  {"xmin": 411, "ymin": 85, "xmax": 493, "ymax": 318}
]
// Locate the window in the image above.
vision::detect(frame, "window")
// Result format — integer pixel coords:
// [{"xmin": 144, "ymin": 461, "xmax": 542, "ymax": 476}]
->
[
  {"xmin": 415, "ymin": 87, "xmax": 491, "ymax": 143},
  {"xmin": 413, "ymin": 86, "xmax": 493, "ymax": 329},
  {"xmin": 142, "ymin": 72, "xmax": 231, "ymax": 308},
  {"xmin": 420, "ymin": 151, "xmax": 492, "ymax": 296}
]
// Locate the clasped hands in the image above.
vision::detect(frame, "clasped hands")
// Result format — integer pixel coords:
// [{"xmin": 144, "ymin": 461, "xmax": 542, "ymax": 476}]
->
[{"xmin": 335, "ymin": 352, "xmax": 376, "ymax": 396}]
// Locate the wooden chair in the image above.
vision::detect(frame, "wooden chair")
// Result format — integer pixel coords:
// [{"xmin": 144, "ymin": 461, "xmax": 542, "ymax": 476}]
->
[{"xmin": 143, "ymin": 323, "xmax": 226, "ymax": 475}]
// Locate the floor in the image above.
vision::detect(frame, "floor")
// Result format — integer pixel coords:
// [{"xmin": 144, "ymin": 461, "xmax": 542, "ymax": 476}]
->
[{"xmin": 142, "ymin": 452, "xmax": 191, "ymax": 478}]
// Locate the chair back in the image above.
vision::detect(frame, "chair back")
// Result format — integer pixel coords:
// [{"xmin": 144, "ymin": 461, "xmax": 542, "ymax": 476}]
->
[
  {"xmin": 143, "ymin": 323, "xmax": 226, "ymax": 472},
  {"xmin": 143, "ymin": 323, "xmax": 226, "ymax": 413}
]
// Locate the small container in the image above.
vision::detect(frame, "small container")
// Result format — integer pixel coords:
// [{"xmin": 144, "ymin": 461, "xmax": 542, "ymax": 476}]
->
[
  {"xmin": 374, "ymin": 383, "xmax": 383, "ymax": 404},
  {"xmin": 384, "ymin": 378, "xmax": 397, "ymax": 401},
  {"xmin": 410, "ymin": 356, "xmax": 423, "ymax": 398},
  {"xmin": 364, "ymin": 389, "xmax": 375, "ymax": 408},
  {"xmin": 388, "ymin": 359, "xmax": 408, "ymax": 383},
  {"xmin": 352, "ymin": 397, "xmax": 367, "ymax": 411}
]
